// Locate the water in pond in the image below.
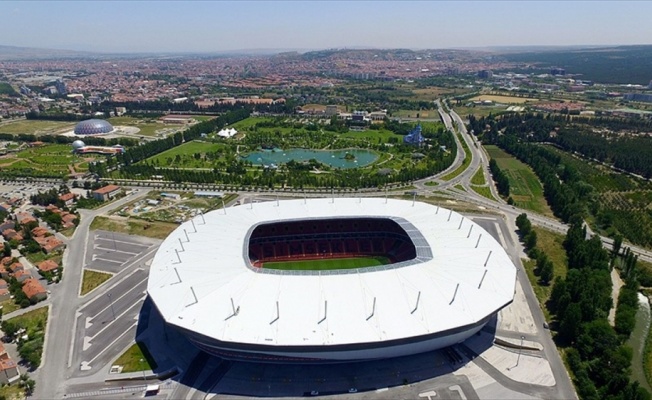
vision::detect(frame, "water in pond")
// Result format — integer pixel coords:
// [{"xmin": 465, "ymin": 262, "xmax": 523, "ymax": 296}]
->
[
  {"xmin": 242, "ymin": 148, "xmax": 378, "ymax": 169},
  {"xmin": 627, "ymin": 292, "xmax": 652, "ymax": 393}
]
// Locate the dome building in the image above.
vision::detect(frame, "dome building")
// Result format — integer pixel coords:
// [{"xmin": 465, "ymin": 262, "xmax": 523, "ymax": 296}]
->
[
  {"xmin": 72, "ymin": 140, "xmax": 85, "ymax": 150},
  {"xmin": 74, "ymin": 119, "xmax": 114, "ymax": 135}
]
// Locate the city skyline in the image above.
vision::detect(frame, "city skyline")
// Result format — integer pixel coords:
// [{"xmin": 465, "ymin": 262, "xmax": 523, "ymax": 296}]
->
[{"xmin": 1, "ymin": 1, "xmax": 651, "ymax": 54}]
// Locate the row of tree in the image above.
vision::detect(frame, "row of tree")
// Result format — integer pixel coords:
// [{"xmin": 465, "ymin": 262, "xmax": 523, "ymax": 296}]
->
[
  {"xmin": 516, "ymin": 213, "xmax": 553, "ymax": 284},
  {"xmin": 488, "ymin": 159, "xmax": 510, "ymax": 198}
]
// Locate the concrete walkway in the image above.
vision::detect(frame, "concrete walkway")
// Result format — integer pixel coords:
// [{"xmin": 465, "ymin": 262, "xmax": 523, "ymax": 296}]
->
[{"xmin": 609, "ymin": 267, "xmax": 624, "ymax": 326}]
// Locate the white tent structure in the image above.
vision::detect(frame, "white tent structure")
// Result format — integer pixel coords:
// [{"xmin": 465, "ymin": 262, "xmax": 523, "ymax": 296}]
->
[{"xmin": 217, "ymin": 128, "xmax": 238, "ymax": 138}]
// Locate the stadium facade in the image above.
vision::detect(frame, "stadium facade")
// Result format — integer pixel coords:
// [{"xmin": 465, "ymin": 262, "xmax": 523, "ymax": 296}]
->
[{"xmin": 147, "ymin": 198, "xmax": 517, "ymax": 363}]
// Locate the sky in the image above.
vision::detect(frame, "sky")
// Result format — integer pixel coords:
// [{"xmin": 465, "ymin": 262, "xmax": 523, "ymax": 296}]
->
[{"xmin": 1, "ymin": 1, "xmax": 651, "ymax": 53}]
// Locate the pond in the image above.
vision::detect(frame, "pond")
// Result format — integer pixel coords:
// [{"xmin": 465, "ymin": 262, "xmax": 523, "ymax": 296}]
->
[{"xmin": 242, "ymin": 148, "xmax": 379, "ymax": 169}]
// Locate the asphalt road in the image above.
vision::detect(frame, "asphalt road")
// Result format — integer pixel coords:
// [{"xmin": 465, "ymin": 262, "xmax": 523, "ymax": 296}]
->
[{"xmin": 34, "ymin": 188, "xmax": 153, "ymax": 400}]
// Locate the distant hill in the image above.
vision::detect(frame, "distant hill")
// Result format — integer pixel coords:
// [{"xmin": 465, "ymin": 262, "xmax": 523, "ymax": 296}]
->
[
  {"xmin": 498, "ymin": 45, "xmax": 652, "ymax": 85},
  {"xmin": 0, "ymin": 44, "xmax": 95, "ymax": 60}
]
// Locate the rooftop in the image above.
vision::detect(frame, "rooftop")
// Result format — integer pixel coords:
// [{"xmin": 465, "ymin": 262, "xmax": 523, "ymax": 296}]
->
[{"xmin": 148, "ymin": 198, "xmax": 517, "ymax": 349}]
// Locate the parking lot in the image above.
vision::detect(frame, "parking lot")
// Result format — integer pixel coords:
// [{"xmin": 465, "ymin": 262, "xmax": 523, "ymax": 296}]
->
[
  {"xmin": 72, "ymin": 230, "xmax": 161, "ymax": 374},
  {"xmin": 85, "ymin": 231, "xmax": 160, "ymax": 274}
]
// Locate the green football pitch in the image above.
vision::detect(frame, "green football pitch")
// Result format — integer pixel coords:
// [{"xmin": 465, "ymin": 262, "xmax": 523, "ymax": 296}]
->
[{"xmin": 263, "ymin": 256, "xmax": 390, "ymax": 271}]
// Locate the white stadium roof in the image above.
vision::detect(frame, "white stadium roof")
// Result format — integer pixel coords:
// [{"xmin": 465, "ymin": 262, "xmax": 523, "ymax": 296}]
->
[{"xmin": 148, "ymin": 198, "xmax": 517, "ymax": 352}]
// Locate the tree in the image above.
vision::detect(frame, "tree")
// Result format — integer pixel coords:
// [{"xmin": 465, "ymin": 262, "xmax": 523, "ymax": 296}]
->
[
  {"xmin": 540, "ymin": 259, "xmax": 554, "ymax": 285},
  {"xmin": 2, "ymin": 241, "xmax": 10, "ymax": 257},
  {"xmin": 612, "ymin": 234, "xmax": 623, "ymax": 259},
  {"xmin": 19, "ymin": 373, "xmax": 35, "ymax": 396},
  {"xmin": 559, "ymin": 302, "xmax": 582, "ymax": 344},
  {"xmin": 525, "ymin": 230, "xmax": 537, "ymax": 251}
]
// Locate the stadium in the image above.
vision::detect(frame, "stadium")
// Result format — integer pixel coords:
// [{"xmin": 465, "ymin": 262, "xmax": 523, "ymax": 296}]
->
[{"xmin": 147, "ymin": 198, "xmax": 517, "ymax": 363}]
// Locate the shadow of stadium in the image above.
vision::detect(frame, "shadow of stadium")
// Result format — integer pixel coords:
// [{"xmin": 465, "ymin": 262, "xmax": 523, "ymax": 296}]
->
[{"xmin": 133, "ymin": 298, "xmax": 495, "ymax": 397}]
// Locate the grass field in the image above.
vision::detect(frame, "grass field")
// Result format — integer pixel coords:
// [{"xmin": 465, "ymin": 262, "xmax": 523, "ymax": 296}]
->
[
  {"xmin": 469, "ymin": 95, "xmax": 540, "ymax": 104},
  {"xmin": 340, "ymin": 128, "xmax": 404, "ymax": 142},
  {"xmin": 114, "ymin": 342, "xmax": 158, "ymax": 373},
  {"xmin": 9, "ymin": 306, "xmax": 49, "ymax": 330},
  {"xmin": 470, "ymin": 167, "xmax": 486, "ymax": 185},
  {"xmin": 450, "ymin": 105, "xmax": 507, "ymax": 118},
  {"xmin": 0, "ymin": 298, "xmax": 20, "ymax": 314},
  {"xmin": 441, "ymin": 134, "xmax": 471, "ymax": 181},
  {"xmin": 0, "ymin": 119, "xmax": 75, "ymax": 134},
  {"xmin": 264, "ymin": 256, "xmax": 390, "ymax": 271},
  {"xmin": 484, "ymin": 145, "xmax": 554, "ymax": 217},
  {"xmin": 107, "ymin": 116, "xmax": 171, "ymax": 137},
  {"xmin": 471, "ymin": 185, "xmax": 496, "ymax": 201},
  {"xmin": 81, "ymin": 269, "xmax": 113, "ymax": 295},
  {"xmin": 90, "ymin": 216, "xmax": 178, "ymax": 239},
  {"xmin": 143, "ymin": 140, "xmax": 225, "ymax": 167}
]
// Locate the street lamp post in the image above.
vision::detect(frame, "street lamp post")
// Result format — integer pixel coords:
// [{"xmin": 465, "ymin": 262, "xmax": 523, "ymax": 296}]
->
[
  {"xmin": 515, "ymin": 335, "xmax": 525, "ymax": 368},
  {"xmin": 107, "ymin": 293, "xmax": 116, "ymax": 320},
  {"xmin": 140, "ymin": 358, "xmax": 147, "ymax": 382}
]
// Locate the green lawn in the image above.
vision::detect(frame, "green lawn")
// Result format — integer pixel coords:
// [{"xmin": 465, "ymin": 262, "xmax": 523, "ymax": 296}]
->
[
  {"xmin": 80, "ymin": 269, "xmax": 113, "ymax": 295},
  {"xmin": 8, "ymin": 306, "xmax": 49, "ymax": 330},
  {"xmin": 484, "ymin": 145, "xmax": 554, "ymax": 217},
  {"xmin": 143, "ymin": 140, "xmax": 225, "ymax": 167},
  {"xmin": 340, "ymin": 128, "xmax": 405, "ymax": 142},
  {"xmin": 471, "ymin": 185, "xmax": 496, "ymax": 201},
  {"xmin": 0, "ymin": 298, "xmax": 20, "ymax": 314},
  {"xmin": 114, "ymin": 342, "xmax": 158, "ymax": 373},
  {"xmin": 470, "ymin": 167, "xmax": 486, "ymax": 185},
  {"xmin": 441, "ymin": 134, "xmax": 471, "ymax": 181},
  {"xmin": 264, "ymin": 256, "xmax": 390, "ymax": 271}
]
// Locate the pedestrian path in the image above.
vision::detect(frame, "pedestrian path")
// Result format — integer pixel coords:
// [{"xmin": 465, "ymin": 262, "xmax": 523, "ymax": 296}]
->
[{"xmin": 65, "ymin": 384, "xmax": 147, "ymax": 398}]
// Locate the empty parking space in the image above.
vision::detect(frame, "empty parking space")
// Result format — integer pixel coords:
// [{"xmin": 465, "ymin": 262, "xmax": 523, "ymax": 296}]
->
[{"xmin": 85, "ymin": 231, "xmax": 160, "ymax": 273}]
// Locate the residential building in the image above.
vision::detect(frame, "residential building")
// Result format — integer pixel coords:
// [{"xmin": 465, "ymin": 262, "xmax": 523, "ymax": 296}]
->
[
  {"xmin": 2, "ymin": 229, "xmax": 22, "ymax": 241},
  {"xmin": 15, "ymin": 212, "xmax": 36, "ymax": 225},
  {"xmin": 59, "ymin": 192, "xmax": 76, "ymax": 205},
  {"xmin": 13, "ymin": 269, "xmax": 30, "ymax": 283},
  {"xmin": 623, "ymin": 93, "xmax": 652, "ymax": 103},
  {"xmin": 92, "ymin": 185, "xmax": 121, "ymax": 201},
  {"xmin": 0, "ymin": 358, "xmax": 19, "ymax": 384},
  {"xmin": 22, "ymin": 278, "xmax": 47, "ymax": 302},
  {"xmin": 0, "ymin": 220, "xmax": 15, "ymax": 233},
  {"xmin": 34, "ymin": 236, "xmax": 65, "ymax": 253},
  {"xmin": 477, "ymin": 70, "xmax": 493, "ymax": 79},
  {"xmin": 37, "ymin": 260, "xmax": 58, "ymax": 273}
]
